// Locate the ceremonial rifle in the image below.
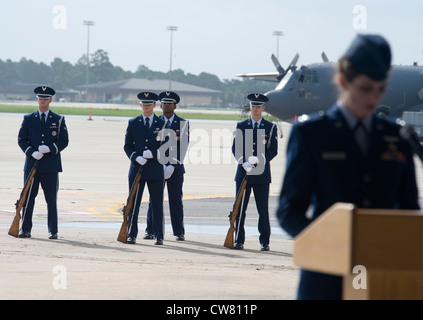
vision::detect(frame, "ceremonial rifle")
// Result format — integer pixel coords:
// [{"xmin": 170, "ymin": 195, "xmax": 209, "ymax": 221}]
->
[
  {"xmin": 224, "ymin": 174, "xmax": 248, "ymax": 248},
  {"xmin": 8, "ymin": 160, "xmax": 39, "ymax": 237},
  {"xmin": 117, "ymin": 165, "xmax": 144, "ymax": 243}
]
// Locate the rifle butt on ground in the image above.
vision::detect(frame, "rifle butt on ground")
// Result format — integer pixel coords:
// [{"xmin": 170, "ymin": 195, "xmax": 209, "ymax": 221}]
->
[
  {"xmin": 117, "ymin": 220, "xmax": 128, "ymax": 243},
  {"xmin": 224, "ymin": 231, "xmax": 235, "ymax": 249},
  {"xmin": 8, "ymin": 213, "xmax": 21, "ymax": 237}
]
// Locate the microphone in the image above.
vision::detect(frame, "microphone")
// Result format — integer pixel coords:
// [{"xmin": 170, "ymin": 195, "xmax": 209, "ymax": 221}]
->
[{"xmin": 399, "ymin": 124, "xmax": 423, "ymax": 164}]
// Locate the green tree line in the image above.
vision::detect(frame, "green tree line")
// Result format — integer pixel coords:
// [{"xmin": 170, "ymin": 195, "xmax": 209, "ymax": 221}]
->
[{"xmin": 0, "ymin": 49, "xmax": 276, "ymax": 107}]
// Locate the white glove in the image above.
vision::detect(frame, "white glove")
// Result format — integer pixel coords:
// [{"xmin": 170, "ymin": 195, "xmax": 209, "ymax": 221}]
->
[
  {"xmin": 143, "ymin": 150, "xmax": 153, "ymax": 159},
  {"xmin": 248, "ymin": 156, "xmax": 259, "ymax": 165},
  {"xmin": 38, "ymin": 145, "xmax": 50, "ymax": 154},
  {"xmin": 242, "ymin": 162, "xmax": 254, "ymax": 173},
  {"xmin": 32, "ymin": 151, "xmax": 44, "ymax": 160},
  {"xmin": 164, "ymin": 165, "xmax": 175, "ymax": 180},
  {"xmin": 136, "ymin": 156, "xmax": 147, "ymax": 166}
]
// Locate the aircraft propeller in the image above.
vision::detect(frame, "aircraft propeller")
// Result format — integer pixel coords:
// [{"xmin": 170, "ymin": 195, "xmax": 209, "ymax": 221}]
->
[
  {"xmin": 271, "ymin": 53, "xmax": 299, "ymax": 81},
  {"xmin": 321, "ymin": 52, "xmax": 329, "ymax": 63}
]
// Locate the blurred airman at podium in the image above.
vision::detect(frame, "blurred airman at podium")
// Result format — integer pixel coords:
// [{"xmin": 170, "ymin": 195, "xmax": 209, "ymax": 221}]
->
[{"xmin": 277, "ymin": 34, "xmax": 420, "ymax": 300}]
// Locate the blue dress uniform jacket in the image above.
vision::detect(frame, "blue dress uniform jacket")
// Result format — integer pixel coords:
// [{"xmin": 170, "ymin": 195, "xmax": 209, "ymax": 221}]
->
[
  {"xmin": 231, "ymin": 118, "xmax": 278, "ymax": 246},
  {"xmin": 124, "ymin": 114, "xmax": 166, "ymax": 181},
  {"xmin": 159, "ymin": 114, "xmax": 189, "ymax": 176},
  {"xmin": 18, "ymin": 111, "xmax": 69, "ymax": 174},
  {"xmin": 124, "ymin": 114, "xmax": 166, "ymax": 240},
  {"xmin": 17, "ymin": 110, "xmax": 69, "ymax": 235},
  {"xmin": 277, "ymin": 104, "xmax": 420, "ymax": 299},
  {"xmin": 232, "ymin": 118, "xmax": 278, "ymax": 184}
]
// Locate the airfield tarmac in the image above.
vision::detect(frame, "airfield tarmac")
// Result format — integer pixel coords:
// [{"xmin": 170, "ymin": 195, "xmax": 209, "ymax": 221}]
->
[
  {"xmin": 0, "ymin": 111, "xmax": 299, "ymax": 300},
  {"xmin": 3, "ymin": 109, "xmax": 423, "ymax": 301}
]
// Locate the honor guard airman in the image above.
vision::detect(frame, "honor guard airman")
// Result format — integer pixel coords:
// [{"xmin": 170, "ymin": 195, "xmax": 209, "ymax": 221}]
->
[
  {"xmin": 123, "ymin": 92, "xmax": 166, "ymax": 245},
  {"xmin": 144, "ymin": 91, "xmax": 189, "ymax": 241},
  {"xmin": 17, "ymin": 86, "xmax": 69, "ymax": 239},
  {"xmin": 277, "ymin": 34, "xmax": 420, "ymax": 300},
  {"xmin": 231, "ymin": 93, "xmax": 278, "ymax": 251}
]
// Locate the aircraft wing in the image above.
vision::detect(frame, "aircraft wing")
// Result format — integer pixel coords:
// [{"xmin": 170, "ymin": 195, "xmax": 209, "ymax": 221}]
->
[{"xmin": 235, "ymin": 72, "xmax": 280, "ymax": 82}]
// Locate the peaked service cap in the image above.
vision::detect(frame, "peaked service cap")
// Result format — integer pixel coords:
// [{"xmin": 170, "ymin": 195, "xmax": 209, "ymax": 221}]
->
[
  {"xmin": 247, "ymin": 93, "xmax": 269, "ymax": 106},
  {"xmin": 137, "ymin": 92, "xmax": 159, "ymax": 104},
  {"xmin": 34, "ymin": 86, "xmax": 55, "ymax": 99},
  {"xmin": 345, "ymin": 34, "xmax": 392, "ymax": 81},
  {"xmin": 159, "ymin": 91, "xmax": 180, "ymax": 104}
]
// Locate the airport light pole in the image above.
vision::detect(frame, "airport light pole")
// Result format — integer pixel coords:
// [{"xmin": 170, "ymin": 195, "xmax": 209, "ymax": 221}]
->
[
  {"xmin": 167, "ymin": 26, "xmax": 178, "ymax": 90},
  {"xmin": 273, "ymin": 31, "xmax": 284, "ymax": 60},
  {"xmin": 83, "ymin": 20, "xmax": 95, "ymax": 102}
]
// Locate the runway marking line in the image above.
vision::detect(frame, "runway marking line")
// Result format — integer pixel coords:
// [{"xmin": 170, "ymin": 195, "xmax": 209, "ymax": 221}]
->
[{"xmin": 85, "ymin": 193, "xmax": 279, "ymax": 218}]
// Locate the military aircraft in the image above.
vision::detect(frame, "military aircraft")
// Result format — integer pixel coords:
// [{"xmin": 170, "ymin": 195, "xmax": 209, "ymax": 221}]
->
[{"xmin": 237, "ymin": 53, "xmax": 423, "ymax": 122}]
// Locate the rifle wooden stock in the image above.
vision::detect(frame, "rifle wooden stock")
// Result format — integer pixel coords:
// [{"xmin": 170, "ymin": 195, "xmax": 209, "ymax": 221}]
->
[
  {"xmin": 117, "ymin": 165, "xmax": 144, "ymax": 243},
  {"xmin": 224, "ymin": 175, "xmax": 248, "ymax": 248},
  {"xmin": 8, "ymin": 160, "xmax": 39, "ymax": 237}
]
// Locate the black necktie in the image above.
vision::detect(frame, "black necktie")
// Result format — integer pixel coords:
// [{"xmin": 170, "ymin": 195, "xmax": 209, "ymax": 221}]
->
[
  {"xmin": 41, "ymin": 113, "xmax": 46, "ymax": 129},
  {"xmin": 164, "ymin": 120, "xmax": 171, "ymax": 157},
  {"xmin": 353, "ymin": 120, "xmax": 369, "ymax": 154},
  {"xmin": 253, "ymin": 122, "xmax": 258, "ymax": 156},
  {"xmin": 145, "ymin": 117, "xmax": 150, "ymax": 135}
]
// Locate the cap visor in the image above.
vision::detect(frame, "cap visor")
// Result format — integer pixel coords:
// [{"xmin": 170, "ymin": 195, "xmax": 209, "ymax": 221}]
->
[
  {"xmin": 161, "ymin": 99, "xmax": 177, "ymax": 103},
  {"xmin": 140, "ymin": 101, "xmax": 156, "ymax": 105}
]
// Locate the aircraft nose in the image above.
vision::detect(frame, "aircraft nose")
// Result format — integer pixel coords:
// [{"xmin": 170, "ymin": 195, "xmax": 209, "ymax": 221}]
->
[
  {"xmin": 264, "ymin": 90, "xmax": 277, "ymax": 109},
  {"xmin": 265, "ymin": 90, "xmax": 286, "ymax": 120}
]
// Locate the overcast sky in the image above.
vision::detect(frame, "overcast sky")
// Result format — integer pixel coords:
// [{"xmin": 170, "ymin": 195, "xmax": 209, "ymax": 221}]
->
[{"xmin": 1, "ymin": 0, "xmax": 422, "ymax": 81}]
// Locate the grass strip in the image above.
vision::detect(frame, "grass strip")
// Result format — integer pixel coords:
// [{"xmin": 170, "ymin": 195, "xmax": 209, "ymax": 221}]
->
[{"xmin": 0, "ymin": 105, "xmax": 249, "ymax": 121}]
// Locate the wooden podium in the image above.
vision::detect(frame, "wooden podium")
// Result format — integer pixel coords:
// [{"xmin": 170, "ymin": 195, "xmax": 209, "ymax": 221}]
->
[{"xmin": 294, "ymin": 202, "xmax": 423, "ymax": 299}]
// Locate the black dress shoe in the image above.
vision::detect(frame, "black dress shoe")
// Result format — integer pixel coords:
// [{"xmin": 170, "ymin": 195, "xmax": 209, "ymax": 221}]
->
[
  {"xmin": 154, "ymin": 239, "xmax": 163, "ymax": 245},
  {"xmin": 18, "ymin": 231, "xmax": 31, "ymax": 238},
  {"xmin": 127, "ymin": 237, "xmax": 136, "ymax": 244},
  {"xmin": 234, "ymin": 243, "xmax": 244, "ymax": 250},
  {"xmin": 143, "ymin": 233, "xmax": 154, "ymax": 240},
  {"xmin": 260, "ymin": 244, "xmax": 270, "ymax": 251},
  {"xmin": 49, "ymin": 233, "xmax": 58, "ymax": 240},
  {"xmin": 175, "ymin": 234, "xmax": 185, "ymax": 241}
]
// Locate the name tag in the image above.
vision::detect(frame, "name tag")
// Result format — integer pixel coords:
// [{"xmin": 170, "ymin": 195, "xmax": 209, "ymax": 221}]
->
[{"xmin": 321, "ymin": 152, "xmax": 347, "ymax": 160}]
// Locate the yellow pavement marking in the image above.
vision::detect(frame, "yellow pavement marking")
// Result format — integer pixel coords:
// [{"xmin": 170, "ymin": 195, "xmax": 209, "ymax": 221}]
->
[{"xmin": 85, "ymin": 193, "xmax": 279, "ymax": 218}]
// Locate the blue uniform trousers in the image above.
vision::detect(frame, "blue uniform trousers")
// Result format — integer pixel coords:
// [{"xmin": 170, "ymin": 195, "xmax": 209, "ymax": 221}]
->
[
  {"xmin": 127, "ymin": 177, "xmax": 164, "ymax": 240},
  {"xmin": 234, "ymin": 181, "xmax": 270, "ymax": 246},
  {"xmin": 21, "ymin": 172, "xmax": 59, "ymax": 234},
  {"xmin": 146, "ymin": 173, "xmax": 185, "ymax": 236}
]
